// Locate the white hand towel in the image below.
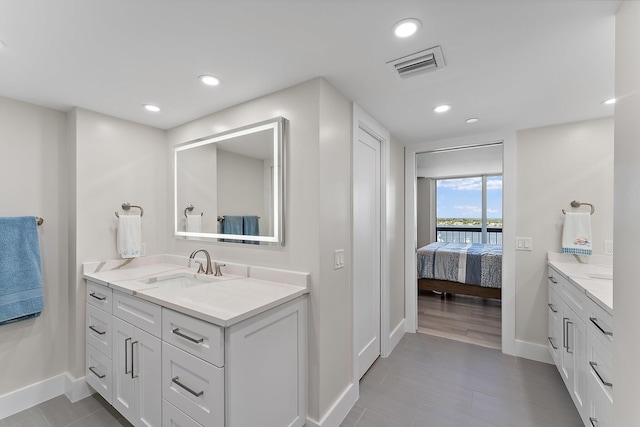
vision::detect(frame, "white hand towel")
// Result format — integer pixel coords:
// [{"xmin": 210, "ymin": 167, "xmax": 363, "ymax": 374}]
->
[
  {"xmin": 562, "ymin": 212, "xmax": 592, "ymax": 255},
  {"xmin": 186, "ymin": 214, "xmax": 202, "ymax": 233},
  {"xmin": 117, "ymin": 215, "xmax": 142, "ymax": 258}
]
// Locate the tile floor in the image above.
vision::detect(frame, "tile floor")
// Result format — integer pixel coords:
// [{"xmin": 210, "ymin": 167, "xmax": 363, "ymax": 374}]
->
[{"xmin": 0, "ymin": 333, "xmax": 581, "ymax": 427}]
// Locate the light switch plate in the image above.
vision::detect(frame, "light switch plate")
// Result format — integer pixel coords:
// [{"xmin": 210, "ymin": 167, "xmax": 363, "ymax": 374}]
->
[
  {"xmin": 334, "ymin": 249, "xmax": 345, "ymax": 269},
  {"xmin": 516, "ymin": 237, "xmax": 533, "ymax": 251}
]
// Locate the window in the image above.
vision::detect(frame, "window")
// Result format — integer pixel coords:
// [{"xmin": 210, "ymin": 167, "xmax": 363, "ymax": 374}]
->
[{"xmin": 435, "ymin": 175, "xmax": 502, "ymax": 245}]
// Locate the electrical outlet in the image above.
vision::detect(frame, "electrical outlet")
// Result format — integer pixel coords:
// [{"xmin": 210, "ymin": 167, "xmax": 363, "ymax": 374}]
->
[
  {"xmin": 334, "ymin": 249, "xmax": 345, "ymax": 269},
  {"xmin": 604, "ymin": 240, "xmax": 613, "ymax": 256}
]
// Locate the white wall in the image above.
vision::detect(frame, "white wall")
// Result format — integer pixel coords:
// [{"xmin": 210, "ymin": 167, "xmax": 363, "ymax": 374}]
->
[
  {"xmin": 166, "ymin": 78, "xmax": 353, "ymax": 423},
  {"xmin": 515, "ymin": 117, "xmax": 613, "ymax": 347},
  {"xmin": 0, "ymin": 96, "xmax": 69, "ymax": 395},
  {"xmin": 416, "ymin": 143, "xmax": 502, "ymax": 178},
  {"xmin": 416, "ymin": 178, "xmax": 433, "ymax": 249},
  {"xmin": 387, "ymin": 137, "xmax": 405, "ymax": 335},
  {"xmin": 68, "ymin": 108, "xmax": 167, "ymax": 378},
  {"xmin": 614, "ymin": 2, "xmax": 640, "ymax": 424}
]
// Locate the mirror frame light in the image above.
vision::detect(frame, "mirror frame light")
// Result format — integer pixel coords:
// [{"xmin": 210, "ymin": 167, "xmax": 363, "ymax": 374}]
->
[{"xmin": 173, "ymin": 117, "xmax": 286, "ymax": 245}]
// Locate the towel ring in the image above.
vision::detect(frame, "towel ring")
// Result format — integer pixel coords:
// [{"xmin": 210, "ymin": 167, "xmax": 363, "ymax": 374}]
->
[
  {"xmin": 184, "ymin": 204, "xmax": 203, "ymax": 218},
  {"xmin": 562, "ymin": 200, "xmax": 595, "ymax": 215},
  {"xmin": 115, "ymin": 202, "xmax": 144, "ymax": 218}
]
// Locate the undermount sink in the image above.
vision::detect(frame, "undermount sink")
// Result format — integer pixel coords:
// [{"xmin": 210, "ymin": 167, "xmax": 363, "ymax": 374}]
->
[{"xmin": 144, "ymin": 273, "xmax": 220, "ymax": 289}]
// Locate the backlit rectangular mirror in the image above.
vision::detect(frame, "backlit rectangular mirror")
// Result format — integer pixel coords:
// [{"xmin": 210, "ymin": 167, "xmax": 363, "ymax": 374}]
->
[{"xmin": 174, "ymin": 117, "xmax": 285, "ymax": 245}]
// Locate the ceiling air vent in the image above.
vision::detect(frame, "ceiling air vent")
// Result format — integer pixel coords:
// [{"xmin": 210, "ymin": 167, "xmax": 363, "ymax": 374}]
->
[{"xmin": 387, "ymin": 46, "xmax": 446, "ymax": 80}]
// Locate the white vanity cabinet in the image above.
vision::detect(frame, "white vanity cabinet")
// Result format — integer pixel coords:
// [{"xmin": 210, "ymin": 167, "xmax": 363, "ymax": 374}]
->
[
  {"xmin": 548, "ymin": 264, "xmax": 613, "ymax": 427},
  {"xmin": 85, "ymin": 277, "xmax": 308, "ymax": 427}
]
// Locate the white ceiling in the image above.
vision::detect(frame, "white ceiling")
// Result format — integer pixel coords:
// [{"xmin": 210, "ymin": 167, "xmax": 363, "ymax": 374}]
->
[{"xmin": 0, "ymin": 0, "xmax": 620, "ymax": 146}]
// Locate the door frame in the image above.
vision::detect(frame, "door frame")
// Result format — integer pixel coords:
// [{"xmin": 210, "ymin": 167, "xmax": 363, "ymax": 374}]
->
[
  {"xmin": 352, "ymin": 104, "xmax": 390, "ymax": 386},
  {"xmin": 404, "ymin": 130, "xmax": 517, "ymax": 356}
]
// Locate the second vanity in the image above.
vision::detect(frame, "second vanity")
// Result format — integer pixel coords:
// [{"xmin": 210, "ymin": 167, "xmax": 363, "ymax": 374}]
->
[
  {"xmin": 547, "ymin": 253, "xmax": 613, "ymax": 427},
  {"xmin": 83, "ymin": 254, "xmax": 309, "ymax": 427}
]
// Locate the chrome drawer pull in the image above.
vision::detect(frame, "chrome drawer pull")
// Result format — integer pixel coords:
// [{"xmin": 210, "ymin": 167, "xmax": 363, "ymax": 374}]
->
[
  {"xmin": 589, "ymin": 417, "xmax": 598, "ymax": 427},
  {"xmin": 125, "ymin": 338, "xmax": 132, "ymax": 375},
  {"xmin": 548, "ymin": 276, "xmax": 558, "ymax": 284},
  {"xmin": 172, "ymin": 376, "xmax": 204, "ymax": 397},
  {"xmin": 89, "ymin": 292, "xmax": 107, "ymax": 301},
  {"xmin": 89, "ymin": 325, "xmax": 106, "ymax": 335},
  {"xmin": 172, "ymin": 328, "xmax": 204, "ymax": 344},
  {"xmin": 566, "ymin": 320, "xmax": 574, "ymax": 354},
  {"xmin": 548, "ymin": 336, "xmax": 558, "ymax": 350},
  {"xmin": 548, "ymin": 303, "xmax": 558, "ymax": 313},
  {"xmin": 589, "ymin": 361, "xmax": 613, "ymax": 387},
  {"xmin": 89, "ymin": 366, "xmax": 106, "ymax": 379},
  {"xmin": 589, "ymin": 317, "xmax": 613, "ymax": 337},
  {"xmin": 131, "ymin": 341, "xmax": 139, "ymax": 379},
  {"xmin": 563, "ymin": 318, "xmax": 569, "ymax": 350}
]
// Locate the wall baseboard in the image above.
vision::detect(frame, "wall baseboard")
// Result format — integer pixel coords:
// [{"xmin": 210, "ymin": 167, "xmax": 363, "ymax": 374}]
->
[
  {"xmin": 0, "ymin": 374, "xmax": 66, "ymax": 420},
  {"xmin": 385, "ymin": 319, "xmax": 405, "ymax": 357},
  {"xmin": 0, "ymin": 373, "xmax": 92, "ymax": 419},
  {"xmin": 64, "ymin": 374, "xmax": 92, "ymax": 403},
  {"xmin": 515, "ymin": 339, "xmax": 554, "ymax": 364},
  {"xmin": 305, "ymin": 382, "xmax": 358, "ymax": 427}
]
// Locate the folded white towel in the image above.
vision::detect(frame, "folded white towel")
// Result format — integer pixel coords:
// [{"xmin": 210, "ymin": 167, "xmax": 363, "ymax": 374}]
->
[
  {"xmin": 562, "ymin": 212, "xmax": 592, "ymax": 255},
  {"xmin": 186, "ymin": 214, "xmax": 202, "ymax": 233},
  {"xmin": 117, "ymin": 215, "xmax": 142, "ymax": 258}
]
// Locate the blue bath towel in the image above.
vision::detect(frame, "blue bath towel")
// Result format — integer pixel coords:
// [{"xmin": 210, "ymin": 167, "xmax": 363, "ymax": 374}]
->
[
  {"xmin": 0, "ymin": 217, "xmax": 44, "ymax": 325},
  {"xmin": 242, "ymin": 216, "xmax": 260, "ymax": 245},
  {"xmin": 221, "ymin": 216, "xmax": 243, "ymax": 235}
]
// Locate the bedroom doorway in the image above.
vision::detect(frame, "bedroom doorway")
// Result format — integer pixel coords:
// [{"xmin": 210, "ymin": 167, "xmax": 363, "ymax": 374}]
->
[{"xmin": 414, "ymin": 144, "xmax": 504, "ymax": 349}]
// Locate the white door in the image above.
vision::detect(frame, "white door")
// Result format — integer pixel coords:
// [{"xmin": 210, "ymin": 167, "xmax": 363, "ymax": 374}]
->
[
  {"xmin": 113, "ymin": 317, "xmax": 136, "ymax": 422},
  {"xmin": 134, "ymin": 328, "xmax": 161, "ymax": 427},
  {"xmin": 354, "ymin": 127, "xmax": 381, "ymax": 379}
]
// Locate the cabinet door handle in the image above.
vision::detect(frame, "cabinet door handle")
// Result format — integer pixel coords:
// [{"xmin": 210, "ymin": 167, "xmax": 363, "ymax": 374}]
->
[
  {"xmin": 589, "ymin": 361, "xmax": 613, "ymax": 387},
  {"xmin": 131, "ymin": 341, "xmax": 139, "ymax": 379},
  {"xmin": 172, "ymin": 328, "xmax": 204, "ymax": 344},
  {"xmin": 548, "ymin": 336, "xmax": 558, "ymax": 350},
  {"xmin": 89, "ymin": 292, "xmax": 107, "ymax": 301},
  {"xmin": 548, "ymin": 276, "xmax": 558, "ymax": 284},
  {"xmin": 124, "ymin": 337, "xmax": 132, "ymax": 375},
  {"xmin": 89, "ymin": 325, "xmax": 106, "ymax": 335},
  {"xmin": 563, "ymin": 318, "xmax": 569, "ymax": 350},
  {"xmin": 589, "ymin": 317, "xmax": 613, "ymax": 337},
  {"xmin": 172, "ymin": 376, "xmax": 204, "ymax": 397},
  {"xmin": 548, "ymin": 303, "xmax": 557, "ymax": 313},
  {"xmin": 89, "ymin": 366, "xmax": 106, "ymax": 379},
  {"xmin": 566, "ymin": 320, "xmax": 573, "ymax": 354},
  {"xmin": 589, "ymin": 417, "xmax": 598, "ymax": 427}
]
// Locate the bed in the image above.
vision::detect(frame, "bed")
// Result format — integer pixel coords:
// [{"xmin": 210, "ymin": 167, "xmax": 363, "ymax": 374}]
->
[{"xmin": 417, "ymin": 242, "xmax": 502, "ymax": 299}]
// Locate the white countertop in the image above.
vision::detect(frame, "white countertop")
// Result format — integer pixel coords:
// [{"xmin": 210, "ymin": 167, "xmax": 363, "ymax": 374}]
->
[
  {"xmin": 83, "ymin": 254, "xmax": 309, "ymax": 327},
  {"xmin": 547, "ymin": 252, "xmax": 613, "ymax": 315}
]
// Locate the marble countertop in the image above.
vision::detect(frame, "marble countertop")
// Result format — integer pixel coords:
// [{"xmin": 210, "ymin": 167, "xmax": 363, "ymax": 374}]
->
[
  {"xmin": 83, "ymin": 254, "xmax": 309, "ymax": 327},
  {"xmin": 547, "ymin": 252, "xmax": 613, "ymax": 315}
]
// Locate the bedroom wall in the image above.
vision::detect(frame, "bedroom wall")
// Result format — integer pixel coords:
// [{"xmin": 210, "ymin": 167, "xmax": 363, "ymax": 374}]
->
[
  {"xmin": 515, "ymin": 117, "xmax": 614, "ymax": 348},
  {"xmin": 0, "ymin": 96, "xmax": 69, "ymax": 398}
]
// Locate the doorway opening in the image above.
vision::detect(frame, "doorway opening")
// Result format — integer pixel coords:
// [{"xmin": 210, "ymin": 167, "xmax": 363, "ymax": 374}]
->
[{"xmin": 415, "ymin": 144, "xmax": 504, "ymax": 349}]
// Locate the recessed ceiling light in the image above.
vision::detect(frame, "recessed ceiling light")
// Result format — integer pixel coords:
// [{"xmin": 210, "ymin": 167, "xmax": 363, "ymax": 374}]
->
[
  {"xmin": 466, "ymin": 118, "xmax": 479, "ymax": 124},
  {"xmin": 142, "ymin": 104, "xmax": 161, "ymax": 112},
  {"xmin": 199, "ymin": 75, "xmax": 221, "ymax": 86},
  {"xmin": 433, "ymin": 104, "xmax": 452, "ymax": 113},
  {"xmin": 602, "ymin": 98, "xmax": 616, "ymax": 105},
  {"xmin": 392, "ymin": 18, "xmax": 422, "ymax": 38}
]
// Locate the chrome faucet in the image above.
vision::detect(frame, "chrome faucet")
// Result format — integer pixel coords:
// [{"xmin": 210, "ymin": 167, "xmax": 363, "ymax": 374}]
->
[
  {"xmin": 189, "ymin": 249, "xmax": 214, "ymax": 275},
  {"xmin": 214, "ymin": 262, "xmax": 226, "ymax": 277}
]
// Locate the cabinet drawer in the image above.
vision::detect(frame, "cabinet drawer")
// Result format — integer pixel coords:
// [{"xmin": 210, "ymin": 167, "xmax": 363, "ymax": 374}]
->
[
  {"xmin": 163, "ymin": 308, "xmax": 224, "ymax": 367},
  {"xmin": 163, "ymin": 400, "xmax": 203, "ymax": 427},
  {"xmin": 113, "ymin": 291, "xmax": 162, "ymax": 337},
  {"xmin": 586, "ymin": 297, "xmax": 613, "ymax": 355},
  {"xmin": 547, "ymin": 315, "xmax": 561, "ymax": 367},
  {"xmin": 87, "ymin": 281, "xmax": 113, "ymax": 313},
  {"xmin": 86, "ymin": 304, "xmax": 112, "ymax": 357},
  {"xmin": 561, "ymin": 277, "xmax": 587, "ymax": 319},
  {"xmin": 548, "ymin": 285, "xmax": 562, "ymax": 326},
  {"xmin": 86, "ymin": 343, "xmax": 112, "ymax": 404},
  {"xmin": 587, "ymin": 370, "xmax": 613, "ymax": 427},
  {"xmin": 162, "ymin": 342, "xmax": 224, "ymax": 427},
  {"xmin": 548, "ymin": 267, "xmax": 562, "ymax": 292},
  {"xmin": 587, "ymin": 330, "xmax": 613, "ymax": 401}
]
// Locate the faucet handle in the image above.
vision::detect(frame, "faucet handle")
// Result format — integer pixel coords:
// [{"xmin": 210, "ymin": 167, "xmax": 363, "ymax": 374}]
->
[
  {"xmin": 194, "ymin": 260, "xmax": 205, "ymax": 274},
  {"xmin": 214, "ymin": 262, "xmax": 226, "ymax": 277}
]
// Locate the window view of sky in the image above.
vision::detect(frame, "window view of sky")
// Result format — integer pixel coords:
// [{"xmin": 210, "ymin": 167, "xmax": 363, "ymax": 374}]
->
[{"xmin": 436, "ymin": 176, "xmax": 503, "ymax": 219}]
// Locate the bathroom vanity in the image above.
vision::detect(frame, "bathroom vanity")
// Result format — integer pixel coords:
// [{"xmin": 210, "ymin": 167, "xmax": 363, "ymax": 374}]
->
[
  {"xmin": 83, "ymin": 255, "xmax": 308, "ymax": 427},
  {"xmin": 547, "ymin": 253, "xmax": 613, "ymax": 427}
]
